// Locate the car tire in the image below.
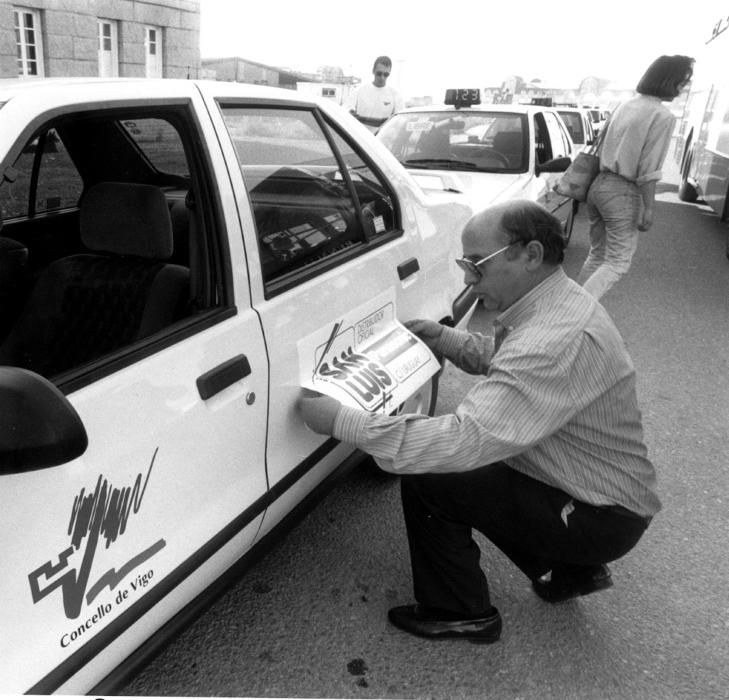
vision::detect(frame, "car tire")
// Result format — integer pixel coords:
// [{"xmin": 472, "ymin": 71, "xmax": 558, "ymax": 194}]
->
[{"xmin": 678, "ymin": 147, "xmax": 698, "ymax": 203}]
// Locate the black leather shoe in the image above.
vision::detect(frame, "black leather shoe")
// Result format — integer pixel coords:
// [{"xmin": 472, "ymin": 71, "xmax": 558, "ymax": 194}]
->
[
  {"xmin": 388, "ymin": 604, "xmax": 502, "ymax": 643},
  {"xmin": 532, "ymin": 563, "xmax": 613, "ymax": 603}
]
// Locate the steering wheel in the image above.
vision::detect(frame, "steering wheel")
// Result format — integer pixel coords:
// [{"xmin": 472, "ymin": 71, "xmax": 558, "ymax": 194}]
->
[{"xmin": 475, "ymin": 148, "xmax": 511, "ymax": 167}]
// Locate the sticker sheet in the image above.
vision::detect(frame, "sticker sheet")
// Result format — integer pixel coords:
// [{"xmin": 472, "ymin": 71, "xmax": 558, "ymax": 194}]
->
[{"xmin": 298, "ymin": 292, "xmax": 440, "ymax": 413}]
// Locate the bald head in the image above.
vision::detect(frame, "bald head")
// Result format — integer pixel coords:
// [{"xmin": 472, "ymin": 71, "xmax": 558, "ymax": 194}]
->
[
  {"xmin": 459, "ymin": 200, "xmax": 565, "ymax": 311},
  {"xmin": 465, "ymin": 199, "xmax": 566, "ymax": 266}
]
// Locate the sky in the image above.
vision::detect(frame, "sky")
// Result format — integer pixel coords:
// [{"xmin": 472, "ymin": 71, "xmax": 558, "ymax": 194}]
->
[{"xmin": 199, "ymin": 0, "xmax": 727, "ymax": 100}]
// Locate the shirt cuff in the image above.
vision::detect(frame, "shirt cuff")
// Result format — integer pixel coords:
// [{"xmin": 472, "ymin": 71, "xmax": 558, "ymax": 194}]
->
[
  {"xmin": 636, "ymin": 169, "xmax": 662, "ymax": 186},
  {"xmin": 435, "ymin": 325, "xmax": 469, "ymax": 357},
  {"xmin": 333, "ymin": 404, "xmax": 370, "ymax": 444}
]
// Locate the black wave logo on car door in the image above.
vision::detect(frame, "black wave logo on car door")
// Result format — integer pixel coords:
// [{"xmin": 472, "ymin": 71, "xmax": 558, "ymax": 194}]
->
[{"xmin": 27, "ymin": 449, "xmax": 166, "ymax": 620}]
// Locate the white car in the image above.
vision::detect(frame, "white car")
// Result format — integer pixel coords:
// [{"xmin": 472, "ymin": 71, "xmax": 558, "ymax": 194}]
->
[
  {"xmin": 586, "ymin": 108, "xmax": 610, "ymax": 136},
  {"xmin": 0, "ymin": 78, "xmax": 473, "ymax": 693},
  {"xmin": 377, "ymin": 90, "xmax": 578, "ymax": 244}
]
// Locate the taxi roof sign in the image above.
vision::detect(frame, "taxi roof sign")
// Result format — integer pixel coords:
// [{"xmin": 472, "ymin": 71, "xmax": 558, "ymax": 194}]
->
[{"xmin": 445, "ymin": 89, "xmax": 481, "ymax": 109}]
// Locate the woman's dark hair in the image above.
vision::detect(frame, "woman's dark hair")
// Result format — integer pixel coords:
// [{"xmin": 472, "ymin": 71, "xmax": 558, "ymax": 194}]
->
[
  {"xmin": 499, "ymin": 200, "xmax": 565, "ymax": 265},
  {"xmin": 636, "ymin": 55, "xmax": 695, "ymax": 99},
  {"xmin": 372, "ymin": 55, "xmax": 392, "ymax": 72}
]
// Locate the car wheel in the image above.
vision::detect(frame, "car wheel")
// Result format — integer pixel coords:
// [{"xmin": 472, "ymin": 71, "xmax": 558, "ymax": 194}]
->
[
  {"xmin": 562, "ymin": 201, "xmax": 577, "ymax": 246},
  {"xmin": 678, "ymin": 147, "xmax": 698, "ymax": 203}
]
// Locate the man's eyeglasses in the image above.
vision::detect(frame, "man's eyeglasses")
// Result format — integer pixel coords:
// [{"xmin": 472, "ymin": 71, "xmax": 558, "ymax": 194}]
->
[
  {"xmin": 455, "ymin": 244, "xmax": 511, "ymax": 279},
  {"xmin": 375, "ymin": 71, "xmax": 390, "ymax": 78}
]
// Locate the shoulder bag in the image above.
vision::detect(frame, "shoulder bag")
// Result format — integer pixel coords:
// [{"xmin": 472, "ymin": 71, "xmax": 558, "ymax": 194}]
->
[{"xmin": 553, "ymin": 119, "xmax": 609, "ymax": 202}]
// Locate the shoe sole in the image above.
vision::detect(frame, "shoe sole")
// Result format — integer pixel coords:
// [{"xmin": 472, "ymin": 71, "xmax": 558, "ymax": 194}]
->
[
  {"xmin": 388, "ymin": 610, "xmax": 502, "ymax": 643},
  {"xmin": 394, "ymin": 628, "xmax": 502, "ymax": 644},
  {"xmin": 534, "ymin": 576, "xmax": 613, "ymax": 604}
]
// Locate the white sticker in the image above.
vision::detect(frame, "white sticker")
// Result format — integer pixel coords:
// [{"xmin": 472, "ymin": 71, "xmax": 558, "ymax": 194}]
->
[{"xmin": 406, "ymin": 120, "xmax": 433, "ymax": 132}]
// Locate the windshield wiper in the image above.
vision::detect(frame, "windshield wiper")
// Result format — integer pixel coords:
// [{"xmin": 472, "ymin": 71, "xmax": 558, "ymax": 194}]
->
[{"xmin": 403, "ymin": 158, "xmax": 478, "ymax": 170}]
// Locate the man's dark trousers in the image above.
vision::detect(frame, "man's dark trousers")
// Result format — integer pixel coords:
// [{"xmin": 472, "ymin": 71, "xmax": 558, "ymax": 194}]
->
[{"xmin": 400, "ymin": 461, "xmax": 650, "ymax": 615}]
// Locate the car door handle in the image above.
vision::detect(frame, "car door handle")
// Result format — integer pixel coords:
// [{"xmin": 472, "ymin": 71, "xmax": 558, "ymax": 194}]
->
[
  {"xmin": 196, "ymin": 354, "xmax": 252, "ymax": 400},
  {"xmin": 398, "ymin": 257, "xmax": 420, "ymax": 280}
]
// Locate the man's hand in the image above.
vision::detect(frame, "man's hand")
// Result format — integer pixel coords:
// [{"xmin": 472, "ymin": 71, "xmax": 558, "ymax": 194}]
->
[
  {"xmin": 297, "ymin": 389, "xmax": 341, "ymax": 435},
  {"xmin": 404, "ymin": 319, "xmax": 444, "ymax": 350}
]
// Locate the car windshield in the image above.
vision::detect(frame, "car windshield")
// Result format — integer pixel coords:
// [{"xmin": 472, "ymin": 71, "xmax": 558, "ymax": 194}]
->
[{"xmin": 377, "ymin": 111, "xmax": 528, "ymax": 173}]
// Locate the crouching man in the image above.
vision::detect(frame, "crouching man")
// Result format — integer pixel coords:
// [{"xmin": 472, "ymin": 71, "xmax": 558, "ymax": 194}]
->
[{"xmin": 298, "ymin": 199, "xmax": 659, "ymax": 643}]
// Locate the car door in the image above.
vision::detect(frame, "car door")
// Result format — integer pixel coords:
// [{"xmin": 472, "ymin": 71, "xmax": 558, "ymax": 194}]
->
[
  {"xmin": 0, "ymin": 89, "xmax": 270, "ymax": 693},
  {"xmin": 203, "ymin": 90, "xmax": 450, "ymax": 540},
  {"xmin": 533, "ymin": 110, "xmax": 574, "ymax": 229}
]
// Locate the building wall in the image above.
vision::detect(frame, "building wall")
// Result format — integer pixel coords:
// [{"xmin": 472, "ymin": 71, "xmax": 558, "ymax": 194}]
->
[{"xmin": 0, "ymin": 0, "xmax": 200, "ymax": 79}]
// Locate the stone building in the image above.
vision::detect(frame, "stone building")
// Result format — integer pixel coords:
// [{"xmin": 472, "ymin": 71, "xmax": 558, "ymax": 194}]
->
[{"xmin": 0, "ymin": 0, "xmax": 200, "ymax": 80}]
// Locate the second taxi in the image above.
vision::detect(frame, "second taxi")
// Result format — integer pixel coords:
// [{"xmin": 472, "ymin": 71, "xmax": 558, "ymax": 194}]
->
[{"xmin": 377, "ymin": 89, "xmax": 578, "ymax": 244}]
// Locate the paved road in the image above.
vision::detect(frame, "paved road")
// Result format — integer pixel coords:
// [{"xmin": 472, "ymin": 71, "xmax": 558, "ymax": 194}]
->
[{"xmin": 122, "ymin": 181, "xmax": 729, "ymax": 699}]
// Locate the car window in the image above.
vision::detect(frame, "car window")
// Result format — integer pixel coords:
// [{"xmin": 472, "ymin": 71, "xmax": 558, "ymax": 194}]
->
[
  {"xmin": 220, "ymin": 105, "xmax": 400, "ymax": 295},
  {"xmin": 378, "ymin": 111, "xmax": 528, "ymax": 172},
  {"xmin": 3, "ymin": 129, "xmax": 84, "ymax": 218},
  {"xmin": 558, "ymin": 111, "xmax": 585, "ymax": 145},
  {"xmin": 533, "ymin": 113, "xmax": 551, "ymax": 164},
  {"xmin": 0, "ymin": 108, "xmax": 224, "ymax": 386},
  {"xmin": 120, "ymin": 118, "xmax": 189, "ymax": 178},
  {"xmin": 543, "ymin": 112, "xmax": 571, "ymax": 158}
]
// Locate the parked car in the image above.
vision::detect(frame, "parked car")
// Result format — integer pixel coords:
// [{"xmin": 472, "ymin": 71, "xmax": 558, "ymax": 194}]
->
[
  {"xmin": 556, "ymin": 106, "xmax": 596, "ymax": 153},
  {"xmin": 585, "ymin": 107, "xmax": 610, "ymax": 136},
  {"xmin": 377, "ymin": 89, "xmax": 579, "ymax": 244},
  {"xmin": 0, "ymin": 77, "xmax": 474, "ymax": 694}
]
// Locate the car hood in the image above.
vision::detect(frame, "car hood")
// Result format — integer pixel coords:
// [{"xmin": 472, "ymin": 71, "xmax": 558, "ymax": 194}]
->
[{"xmin": 407, "ymin": 169, "xmax": 534, "ymax": 211}]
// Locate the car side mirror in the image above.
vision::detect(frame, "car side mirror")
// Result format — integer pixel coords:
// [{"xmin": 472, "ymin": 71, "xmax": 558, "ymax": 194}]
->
[
  {"xmin": 0, "ymin": 367, "xmax": 88, "ymax": 474},
  {"xmin": 535, "ymin": 156, "xmax": 572, "ymax": 175}
]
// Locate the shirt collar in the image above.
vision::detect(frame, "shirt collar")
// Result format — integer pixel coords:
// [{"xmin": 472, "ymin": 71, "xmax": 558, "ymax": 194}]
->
[{"xmin": 497, "ymin": 268, "xmax": 567, "ymax": 329}]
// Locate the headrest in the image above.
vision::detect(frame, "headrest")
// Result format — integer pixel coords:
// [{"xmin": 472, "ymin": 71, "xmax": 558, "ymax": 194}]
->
[{"xmin": 80, "ymin": 182, "xmax": 173, "ymax": 259}]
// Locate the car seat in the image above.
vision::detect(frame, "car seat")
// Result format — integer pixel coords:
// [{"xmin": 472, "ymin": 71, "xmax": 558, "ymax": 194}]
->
[{"xmin": 0, "ymin": 182, "xmax": 190, "ymax": 377}]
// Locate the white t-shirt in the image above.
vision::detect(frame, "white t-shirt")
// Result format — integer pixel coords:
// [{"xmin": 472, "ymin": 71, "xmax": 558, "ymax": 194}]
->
[{"xmin": 348, "ymin": 83, "xmax": 404, "ymax": 131}]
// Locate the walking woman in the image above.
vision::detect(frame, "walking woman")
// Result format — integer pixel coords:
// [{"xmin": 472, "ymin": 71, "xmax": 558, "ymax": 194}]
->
[{"xmin": 577, "ymin": 55, "xmax": 694, "ymax": 299}]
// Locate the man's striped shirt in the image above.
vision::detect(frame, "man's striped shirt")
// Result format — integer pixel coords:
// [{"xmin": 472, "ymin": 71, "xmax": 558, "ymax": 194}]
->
[{"xmin": 333, "ymin": 269, "xmax": 660, "ymax": 517}]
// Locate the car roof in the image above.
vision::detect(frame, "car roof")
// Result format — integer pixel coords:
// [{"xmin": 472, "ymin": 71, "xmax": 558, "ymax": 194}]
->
[
  {"xmin": 0, "ymin": 77, "xmax": 303, "ymax": 104},
  {"xmin": 393, "ymin": 102, "xmax": 561, "ymax": 117}
]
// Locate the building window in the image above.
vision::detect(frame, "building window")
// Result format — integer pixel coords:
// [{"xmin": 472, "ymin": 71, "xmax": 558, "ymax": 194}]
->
[
  {"xmin": 14, "ymin": 7, "xmax": 44, "ymax": 78},
  {"xmin": 98, "ymin": 20, "xmax": 119, "ymax": 77},
  {"xmin": 144, "ymin": 26, "xmax": 163, "ymax": 78},
  {"xmin": 322, "ymin": 87, "xmax": 336, "ymax": 98}
]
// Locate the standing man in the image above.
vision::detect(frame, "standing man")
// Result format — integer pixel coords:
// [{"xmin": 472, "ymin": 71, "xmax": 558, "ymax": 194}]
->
[
  {"xmin": 348, "ymin": 55, "xmax": 404, "ymax": 132},
  {"xmin": 298, "ymin": 199, "xmax": 659, "ymax": 644}
]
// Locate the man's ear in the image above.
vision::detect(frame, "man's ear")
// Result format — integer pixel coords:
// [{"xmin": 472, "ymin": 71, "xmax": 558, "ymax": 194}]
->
[{"xmin": 524, "ymin": 240, "xmax": 544, "ymax": 270}]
